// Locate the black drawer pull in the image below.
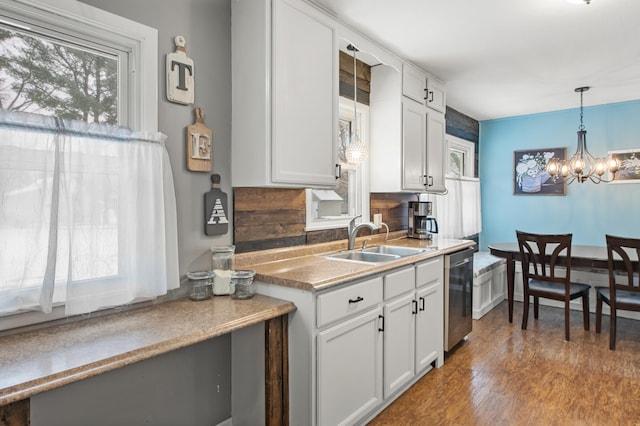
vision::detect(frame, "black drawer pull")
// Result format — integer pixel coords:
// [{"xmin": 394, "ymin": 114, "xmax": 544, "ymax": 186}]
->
[
  {"xmin": 412, "ymin": 299, "xmax": 418, "ymax": 314},
  {"xmin": 348, "ymin": 296, "xmax": 364, "ymax": 304},
  {"xmin": 420, "ymin": 297, "xmax": 425, "ymax": 311},
  {"xmin": 378, "ymin": 315, "xmax": 384, "ymax": 332}
]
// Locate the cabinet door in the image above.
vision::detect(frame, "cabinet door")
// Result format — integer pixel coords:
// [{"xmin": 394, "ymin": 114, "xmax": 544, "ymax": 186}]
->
[
  {"xmin": 426, "ymin": 112, "xmax": 446, "ymax": 193},
  {"xmin": 272, "ymin": 0, "xmax": 337, "ymax": 186},
  {"xmin": 402, "ymin": 98, "xmax": 427, "ymax": 191},
  {"xmin": 415, "ymin": 282, "xmax": 442, "ymax": 372},
  {"xmin": 402, "ymin": 63, "xmax": 427, "ymax": 104},
  {"xmin": 317, "ymin": 308, "xmax": 383, "ymax": 426},
  {"xmin": 383, "ymin": 292, "xmax": 416, "ymax": 399},
  {"xmin": 425, "ymin": 78, "xmax": 446, "ymax": 113}
]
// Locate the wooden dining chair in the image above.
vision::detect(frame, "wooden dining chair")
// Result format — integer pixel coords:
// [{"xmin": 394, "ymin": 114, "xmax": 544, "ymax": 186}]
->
[
  {"xmin": 516, "ymin": 230, "xmax": 590, "ymax": 341},
  {"xmin": 595, "ymin": 235, "xmax": 640, "ymax": 350}
]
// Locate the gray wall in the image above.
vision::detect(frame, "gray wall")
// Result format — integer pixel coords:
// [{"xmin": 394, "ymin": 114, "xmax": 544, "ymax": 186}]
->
[{"xmin": 31, "ymin": 0, "xmax": 234, "ymax": 423}]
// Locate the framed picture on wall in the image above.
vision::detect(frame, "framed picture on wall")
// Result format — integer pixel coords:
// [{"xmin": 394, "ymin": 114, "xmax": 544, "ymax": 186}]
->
[
  {"xmin": 608, "ymin": 148, "xmax": 640, "ymax": 183},
  {"xmin": 514, "ymin": 148, "xmax": 566, "ymax": 195}
]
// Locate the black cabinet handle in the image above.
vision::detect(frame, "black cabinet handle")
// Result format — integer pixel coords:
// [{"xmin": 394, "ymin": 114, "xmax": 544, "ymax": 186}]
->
[
  {"xmin": 427, "ymin": 176, "xmax": 434, "ymax": 187},
  {"xmin": 423, "ymin": 87, "xmax": 428, "ymax": 101},
  {"xmin": 428, "ymin": 90, "xmax": 434, "ymax": 103},
  {"xmin": 420, "ymin": 297, "xmax": 425, "ymax": 311},
  {"xmin": 348, "ymin": 296, "xmax": 364, "ymax": 304},
  {"xmin": 335, "ymin": 163, "xmax": 341, "ymax": 179},
  {"xmin": 378, "ymin": 315, "xmax": 384, "ymax": 332},
  {"xmin": 412, "ymin": 299, "xmax": 418, "ymax": 315}
]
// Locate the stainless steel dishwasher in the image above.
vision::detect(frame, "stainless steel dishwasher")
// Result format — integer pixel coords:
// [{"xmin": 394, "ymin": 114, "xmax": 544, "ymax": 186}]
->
[{"xmin": 444, "ymin": 246, "xmax": 475, "ymax": 352}]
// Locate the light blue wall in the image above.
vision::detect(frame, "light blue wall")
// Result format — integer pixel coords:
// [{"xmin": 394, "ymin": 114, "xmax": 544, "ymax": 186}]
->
[{"xmin": 479, "ymin": 100, "xmax": 640, "ymax": 250}]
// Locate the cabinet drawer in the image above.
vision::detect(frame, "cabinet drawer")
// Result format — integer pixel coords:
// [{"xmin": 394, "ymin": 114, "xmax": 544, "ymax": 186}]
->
[
  {"xmin": 384, "ymin": 266, "xmax": 415, "ymax": 300},
  {"xmin": 317, "ymin": 277, "xmax": 383, "ymax": 328},
  {"xmin": 416, "ymin": 256, "xmax": 443, "ymax": 288}
]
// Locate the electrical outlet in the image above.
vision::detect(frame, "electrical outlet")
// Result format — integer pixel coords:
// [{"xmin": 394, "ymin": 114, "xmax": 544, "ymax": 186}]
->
[{"xmin": 373, "ymin": 213, "xmax": 382, "ymax": 227}]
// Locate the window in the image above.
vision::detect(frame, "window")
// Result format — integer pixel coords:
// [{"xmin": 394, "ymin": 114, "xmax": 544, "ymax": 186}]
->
[
  {"xmin": 0, "ymin": 1, "xmax": 171, "ymax": 331},
  {"xmin": 446, "ymin": 135, "xmax": 476, "ymax": 178},
  {"xmin": 0, "ymin": 0, "xmax": 158, "ymax": 131},
  {"xmin": 305, "ymin": 96, "xmax": 370, "ymax": 230}
]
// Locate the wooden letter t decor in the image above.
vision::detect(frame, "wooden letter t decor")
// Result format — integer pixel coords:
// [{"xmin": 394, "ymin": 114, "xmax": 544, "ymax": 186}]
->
[{"xmin": 166, "ymin": 35, "xmax": 195, "ymax": 105}]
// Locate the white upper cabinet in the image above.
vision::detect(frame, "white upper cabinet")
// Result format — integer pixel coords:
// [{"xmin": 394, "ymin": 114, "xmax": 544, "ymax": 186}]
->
[
  {"xmin": 232, "ymin": 0, "xmax": 338, "ymax": 187},
  {"xmin": 402, "ymin": 62, "xmax": 446, "ymax": 113}
]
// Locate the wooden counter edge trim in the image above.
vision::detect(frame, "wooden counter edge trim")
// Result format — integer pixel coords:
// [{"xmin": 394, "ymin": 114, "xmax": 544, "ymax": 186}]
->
[{"xmin": 0, "ymin": 301, "xmax": 296, "ymax": 408}]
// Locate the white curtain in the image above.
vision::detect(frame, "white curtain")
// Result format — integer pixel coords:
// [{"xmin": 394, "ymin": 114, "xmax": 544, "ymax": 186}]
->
[
  {"xmin": 424, "ymin": 177, "xmax": 482, "ymax": 239},
  {"xmin": 0, "ymin": 110, "xmax": 179, "ymax": 316}
]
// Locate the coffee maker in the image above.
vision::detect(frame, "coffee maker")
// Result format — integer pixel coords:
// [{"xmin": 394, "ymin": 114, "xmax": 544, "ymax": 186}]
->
[{"xmin": 408, "ymin": 201, "xmax": 438, "ymax": 239}]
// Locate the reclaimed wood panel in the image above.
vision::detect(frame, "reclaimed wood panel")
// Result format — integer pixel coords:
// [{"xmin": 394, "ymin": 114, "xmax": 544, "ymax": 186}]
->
[
  {"xmin": 339, "ymin": 50, "xmax": 371, "ymax": 82},
  {"xmin": 235, "ymin": 223, "xmax": 306, "ymax": 243},
  {"xmin": 0, "ymin": 399, "xmax": 29, "ymax": 426},
  {"xmin": 445, "ymin": 106, "xmax": 479, "ymax": 143},
  {"xmin": 235, "ymin": 236, "xmax": 307, "ymax": 254},
  {"xmin": 234, "ymin": 188, "xmax": 305, "ymax": 211},
  {"xmin": 234, "ymin": 188, "xmax": 307, "ymax": 252},
  {"xmin": 306, "ymin": 228, "xmax": 349, "ymax": 245},
  {"xmin": 234, "ymin": 210, "xmax": 305, "ymax": 228},
  {"xmin": 265, "ymin": 315, "xmax": 289, "ymax": 426}
]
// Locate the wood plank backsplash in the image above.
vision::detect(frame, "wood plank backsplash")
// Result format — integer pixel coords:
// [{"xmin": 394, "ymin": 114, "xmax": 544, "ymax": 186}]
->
[{"xmin": 233, "ymin": 189, "xmax": 413, "ymax": 253}]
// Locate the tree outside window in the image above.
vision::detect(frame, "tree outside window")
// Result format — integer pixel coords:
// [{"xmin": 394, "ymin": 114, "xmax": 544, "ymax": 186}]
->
[{"xmin": 0, "ymin": 26, "xmax": 118, "ymax": 123}]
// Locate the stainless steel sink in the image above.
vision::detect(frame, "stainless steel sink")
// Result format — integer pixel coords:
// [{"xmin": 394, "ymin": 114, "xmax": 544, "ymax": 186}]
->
[
  {"xmin": 322, "ymin": 245, "xmax": 428, "ymax": 263},
  {"xmin": 323, "ymin": 251, "xmax": 401, "ymax": 263},
  {"xmin": 362, "ymin": 245, "xmax": 427, "ymax": 257}
]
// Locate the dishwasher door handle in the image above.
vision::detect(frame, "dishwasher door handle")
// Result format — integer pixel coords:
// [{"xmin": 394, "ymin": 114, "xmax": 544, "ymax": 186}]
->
[{"xmin": 451, "ymin": 257, "xmax": 471, "ymax": 268}]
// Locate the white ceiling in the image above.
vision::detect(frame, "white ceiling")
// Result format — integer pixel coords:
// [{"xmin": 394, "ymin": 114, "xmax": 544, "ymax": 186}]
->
[{"xmin": 312, "ymin": 0, "xmax": 640, "ymax": 121}]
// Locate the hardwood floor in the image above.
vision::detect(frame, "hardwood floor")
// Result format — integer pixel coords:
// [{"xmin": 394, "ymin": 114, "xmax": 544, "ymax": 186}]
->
[{"xmin": 368, "ymin": 301, "xmax": 640, "ymax": 425}]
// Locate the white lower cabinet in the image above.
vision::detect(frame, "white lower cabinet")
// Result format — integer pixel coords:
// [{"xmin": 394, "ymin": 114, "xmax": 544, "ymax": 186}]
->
[
  {"xmin": 383, "ymin": 258, "xmax": 443, "ymax": 400},
  {"xmin": 243, "ymin": 255, "xmax": 444, "ymax": 426},
  {"xmin": 383, "ymin": 291, "xmax": 416, "ymax": 398},
  {"xmin": 317, "ymin": 307, "xmax": 383, "ymax": 426}
]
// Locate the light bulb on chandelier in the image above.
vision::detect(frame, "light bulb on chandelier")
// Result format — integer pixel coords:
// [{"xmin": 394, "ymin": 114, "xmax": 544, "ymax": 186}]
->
[
  {"xmin": 546, "ymin": 87, "xmax": 619, "ymax": 184},
  {"xmin": 345, "ymin": 44, "xmax": 368, "ymax": 165}
]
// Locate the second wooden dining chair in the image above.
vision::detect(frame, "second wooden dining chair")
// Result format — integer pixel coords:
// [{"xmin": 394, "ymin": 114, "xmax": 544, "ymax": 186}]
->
[
  {"xmin": 516, "ymin": 230, "xmax": 590, "ymax": 341},
  {"xmin": 595, "ymin": 234, "xmax": 640, "ymax": 350}
]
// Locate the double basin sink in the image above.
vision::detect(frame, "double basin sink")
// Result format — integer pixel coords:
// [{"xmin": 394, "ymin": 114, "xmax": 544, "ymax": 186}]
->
[{"xmin": 322, "ymin": 245, "xmax": 429, "ymax": 264}]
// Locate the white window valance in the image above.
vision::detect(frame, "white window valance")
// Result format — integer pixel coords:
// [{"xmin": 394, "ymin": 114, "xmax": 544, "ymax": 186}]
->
[{"xmin": 0, "ymin": 110, "xmax": 179, "ymax": 317}]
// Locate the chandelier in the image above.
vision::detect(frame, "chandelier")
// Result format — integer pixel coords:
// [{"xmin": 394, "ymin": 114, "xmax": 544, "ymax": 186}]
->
[
  {"xmin": 345, "ymin": 44, "xmax": 368, "ymax": 165},
  {"xmin": 546, "ymin": 87, "xmax": 619, "ymax": 184}
]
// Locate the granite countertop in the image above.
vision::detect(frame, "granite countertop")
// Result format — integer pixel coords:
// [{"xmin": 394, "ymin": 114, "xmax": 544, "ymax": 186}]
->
[
  {"xmin": 235, "ymin": 234, "xmax": 475, "ymax": 292},
  {"xmin": 0, "ymin": 295, "xmax": 295, "ymax": 406}
]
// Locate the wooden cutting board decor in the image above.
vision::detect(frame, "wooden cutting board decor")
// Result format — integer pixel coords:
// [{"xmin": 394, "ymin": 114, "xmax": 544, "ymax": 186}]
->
[
  {"xmin": 166, "ymin": 35, "xmax": 194, "ymax": 105},
  {"xmin": 205, "ymin": 174, "xmax": 229, "ymax": 236},
  {"xmin": 186, "ymin": 107, "xmax": 212, "ymax": 172}
]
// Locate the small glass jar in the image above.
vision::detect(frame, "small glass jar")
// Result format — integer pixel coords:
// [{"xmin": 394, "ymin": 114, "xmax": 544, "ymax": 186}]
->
[
  {"xmin": 230, "ymin": 270, "xmax": 256, "ymax": 299},
  {"xmin": 186, "ymin": 271, "xmax": 214, "ymax": 301},
  {"xmin": 211, "ymin": 245, "xmax": 235, "ymax": 295}
]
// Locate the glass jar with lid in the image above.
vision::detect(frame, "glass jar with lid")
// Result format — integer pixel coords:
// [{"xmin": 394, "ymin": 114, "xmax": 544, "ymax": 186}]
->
[
  {"xmin": 211, "ymin": 245, "xmax": 235, "ymax": 295},
  {"xmin": 186, "ymin": 271, "xmax": 214, "ymax": 301},
  {"xmin": 230, "ymin": 270, "xmax": 256, "ymax": 299}
]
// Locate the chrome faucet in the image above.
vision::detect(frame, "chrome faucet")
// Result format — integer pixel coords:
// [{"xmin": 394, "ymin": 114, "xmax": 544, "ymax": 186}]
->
[{"xmin": 348, "ymin": 215, "xmax": 379, "ymax": 250}]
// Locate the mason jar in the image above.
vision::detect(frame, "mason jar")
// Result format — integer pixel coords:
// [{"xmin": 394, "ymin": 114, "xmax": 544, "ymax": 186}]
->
[
  {"xmin": 230, "ymin": 270, "xmax": 256, "ymax": 300},
  {"xmin": 186, "ymin": 271, "xmax": 214, "ymax": 301},
  {"xmin": 211, "ymin": 245, "xmax": 235, "ymax": 295}
]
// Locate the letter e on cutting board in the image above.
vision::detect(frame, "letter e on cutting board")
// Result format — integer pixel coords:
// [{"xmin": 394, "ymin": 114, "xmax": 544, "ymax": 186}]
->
[
  {"xmin": 187, "ymin": 107, "xmax": 212, "ymax": 172},
  {"xmin": 205, "ymin": 174, "xmax": 228, "ymax": 236}
]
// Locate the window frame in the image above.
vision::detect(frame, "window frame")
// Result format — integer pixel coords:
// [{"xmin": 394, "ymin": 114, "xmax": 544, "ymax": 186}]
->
[
  {"xmin": 446, "ymin": 135, "xmax": 476, "ymax": 179},
  {"xmin": 0, "ymin": 0, "xmax": 158, "ymax": 131},
  {"xmin": 305, "ymin": 96, "xmax": 370, "ymax": 231}
]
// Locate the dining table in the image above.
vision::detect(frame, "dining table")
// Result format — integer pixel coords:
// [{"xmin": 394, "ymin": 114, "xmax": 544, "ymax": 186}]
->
[{"xmin": 488, "ymin": 242, "xmax": 621, "ymax": 323}]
